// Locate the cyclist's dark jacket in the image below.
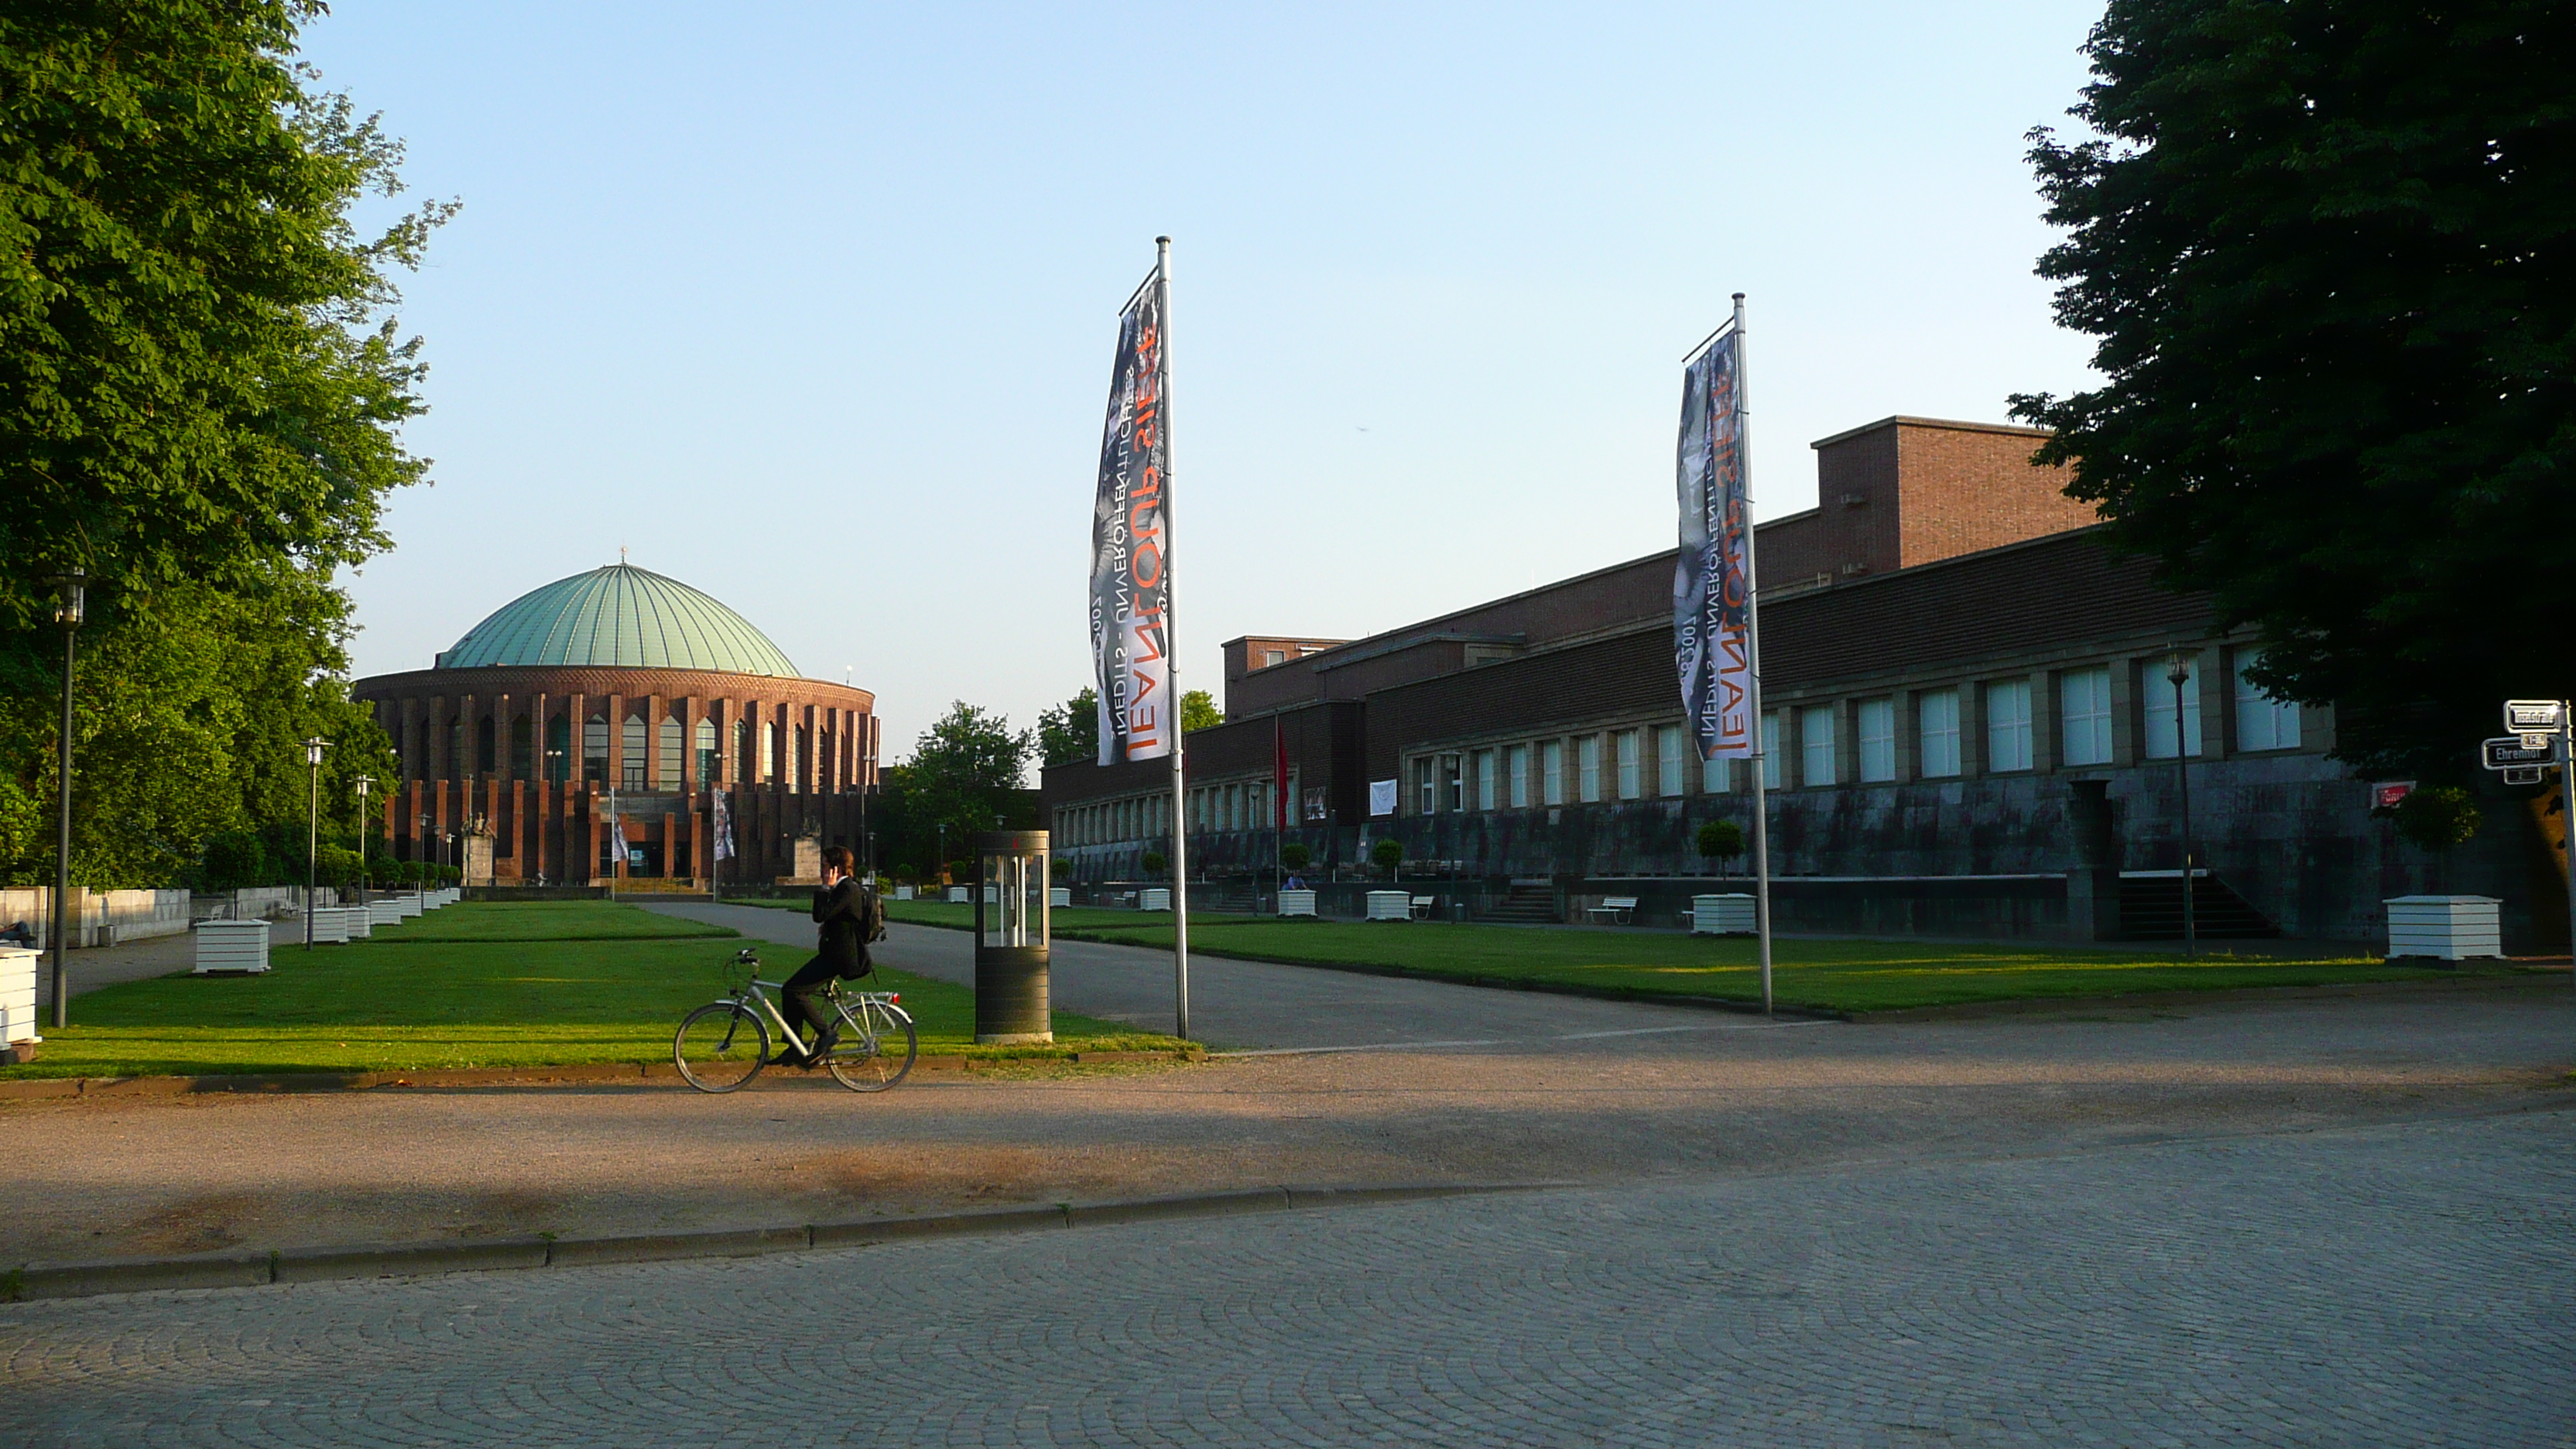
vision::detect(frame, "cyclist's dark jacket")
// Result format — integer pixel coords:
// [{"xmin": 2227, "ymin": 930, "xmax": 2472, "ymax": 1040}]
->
[{"xmin": 810, "ymin": 879, "xmax": 869, "ymax": 975}]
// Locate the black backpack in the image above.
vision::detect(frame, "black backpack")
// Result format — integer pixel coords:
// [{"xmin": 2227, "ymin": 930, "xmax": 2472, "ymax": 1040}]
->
[{"xmin": 858, "ymin": 885, "xmax": 887, "ymax": 944}]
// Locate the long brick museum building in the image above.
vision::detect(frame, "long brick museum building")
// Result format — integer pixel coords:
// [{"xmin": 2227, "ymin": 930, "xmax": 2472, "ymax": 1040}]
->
[
  {"xmin": 354, "ymin": 564, "xmax": 877, "ymax": 889},
  {"xmin": 1043, "ymin": 416, "xmax": 2553, "ymax": 949}
]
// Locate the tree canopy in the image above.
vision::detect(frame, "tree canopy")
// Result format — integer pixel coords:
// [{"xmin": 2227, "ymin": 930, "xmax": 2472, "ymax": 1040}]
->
[
  {"xmin": 2012, "ymin": 0, "xmax": 2574, "ymax": 776},
  {"xmin": 1181, "ymin": 689, "xmax": 1222, "ymax": 735},
  {"xmin": 1036, "ymin": 687, "xmax": 1098, "ymax": 768},
  {"xmin": 875, "ymin": 702, "xmax": 1035, "ymax": 875},
  {"xmin": 0, "ymin": 2, "xmax": 441, "ymax": 885}
]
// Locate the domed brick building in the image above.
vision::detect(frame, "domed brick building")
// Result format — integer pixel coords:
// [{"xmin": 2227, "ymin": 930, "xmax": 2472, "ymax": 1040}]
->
[{"xmin": 353, "ymin": 564, "xmax": 878, "ymax": 889}]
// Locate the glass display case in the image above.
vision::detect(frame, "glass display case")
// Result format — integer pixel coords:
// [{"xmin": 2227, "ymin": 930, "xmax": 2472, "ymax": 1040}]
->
[{"xmin": 972, "ymin": 830, "xmax": 1051, "ymax": 1043}]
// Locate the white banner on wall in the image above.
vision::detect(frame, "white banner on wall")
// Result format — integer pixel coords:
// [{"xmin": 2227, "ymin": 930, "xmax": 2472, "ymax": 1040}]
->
[{"xmin": 1367, "ymin": 779, "xmax": 1399, "ymax": 817}]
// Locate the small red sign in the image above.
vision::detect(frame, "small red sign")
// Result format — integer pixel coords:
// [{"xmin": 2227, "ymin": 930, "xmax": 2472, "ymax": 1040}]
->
[{"xmin": 2371, "ymin": 780, "xmax": 2416, "ymax": 810}]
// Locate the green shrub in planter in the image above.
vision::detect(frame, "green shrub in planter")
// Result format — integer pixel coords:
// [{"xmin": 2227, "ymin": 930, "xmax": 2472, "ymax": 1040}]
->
[
  {"xmin": 1696, "ymin": 820, "xmax": 1745, "ymax": 870},
  {"xmin": 1370, "ymin": 838, "xmax": 1403, "ymax": 877},
  {"xmin": 1280, "ymin": 842, "xmax": 1311, "ymax": 871},
  {"xmin": 1142, "ymin": 850, "xmax": 1167, "ymax": 879}
]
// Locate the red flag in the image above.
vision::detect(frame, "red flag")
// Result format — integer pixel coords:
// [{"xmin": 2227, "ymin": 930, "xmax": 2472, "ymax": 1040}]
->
[{"xmin": 1273, "ymin": 717, "xmax": 1290, "ymax": 831}]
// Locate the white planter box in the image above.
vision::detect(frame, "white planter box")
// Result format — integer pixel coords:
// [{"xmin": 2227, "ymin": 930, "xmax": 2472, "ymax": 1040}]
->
[
  {"xmin": 1366, "ymin": 890, "xmax": 1411, "ymax": 922},
  {"xmin": 1050, "ymin": 887, "xmax": 1072, "ymax": 908},
  {"xmin": 1693, "ymin": 893, "xmax": 1756, "ymax": 936},
  {"xmin": 397, "ymin": 896, "xmax": 424, "ymax": 919},
  {"xmin": 369, "ymin": 900, "xmax": 406, "ymax": 928},
  {"xmin": 0, "ymin": 945, "xmax": 39, "ymax": 1044},
  {"xmin": 344, "ymin": 908, "xmax": 372, "ymax": 940},
  {"xmin": 1279, "ymin": 889, "xmax": 1318, "ymax": 918},
  {"xmin": 893, "ymin": 886, "xmax": 915, "ymax": 901},
  {"xmin": 944, "ymin": 886, "xmax": 968, "ymax": 903},
  {"xmin": 1140, "ymin": 888, "xmax": 1172, "ymax": 911},
  {"xmin": 307, "ymin": 908, "xmax": 351, "ymax": 944},
  {"xmin": 193, "ymin": 920, "xmax": 272, "ymax": 975},
  {"xmin": 2384, "ymin": 896, "xmax": 2503, "ymax": 961}
]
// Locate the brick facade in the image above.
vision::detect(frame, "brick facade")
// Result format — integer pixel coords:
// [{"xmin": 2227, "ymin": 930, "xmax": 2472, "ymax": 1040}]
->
[
  {"xmin": 1040, "ymin": 413, "xmax": 2552, "ymax": 947},
  {"xmin": 353, "ymin": 665, "xmax": 879, "ymax": 887}
]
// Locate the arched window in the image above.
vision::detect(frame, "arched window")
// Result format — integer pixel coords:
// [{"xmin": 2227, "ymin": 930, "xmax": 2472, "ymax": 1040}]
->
[
  {"xmin": 584, "ymin": 714, "xmax": 608, "ymax": 785},
  {"xmin": 510, "ymin": 716, "xmax": 533, "ymax": 781},
  {"xmin": 546, "ymin": 715, "xmax": 572, "ymax": 782},
  {"xmin": 695, "ymin": 718, "xmax": 719, "ymax": 787},
  {"xmin": 658, "ymin": 717, "xmax": 683, "ymax": 791},
  {"xmin": 760, "ymin": 721, "xmax": 777, "ymax": 784},
  {"xmin": 735, "ymin": 718, "xmax": 755, "ymax": 783}
]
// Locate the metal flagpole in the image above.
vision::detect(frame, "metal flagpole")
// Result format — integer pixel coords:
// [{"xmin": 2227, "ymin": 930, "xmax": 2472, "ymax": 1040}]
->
[
  {"xmin": 2562, "ymin": 700, "xmax": 2575, "ymax": 1000},
  {"xmin": 1732, "ymin": 293, "xmax": 1775, "ymax": 1016},
  {"xmin": 1158, "ymin": 235, "xmax": 1191, "ymax": 1041}
]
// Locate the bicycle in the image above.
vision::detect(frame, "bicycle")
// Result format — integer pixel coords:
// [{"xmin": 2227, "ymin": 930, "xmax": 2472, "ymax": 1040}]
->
[{"xmin": 673, "ymin": 947, "xmax": 919, "ymax": 1093}]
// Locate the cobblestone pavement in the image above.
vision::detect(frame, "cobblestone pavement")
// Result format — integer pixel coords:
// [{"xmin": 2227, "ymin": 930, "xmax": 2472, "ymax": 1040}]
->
[{"xmin": 5, "ymin": 1107, "xmax": 2568, "ymax": 1447}]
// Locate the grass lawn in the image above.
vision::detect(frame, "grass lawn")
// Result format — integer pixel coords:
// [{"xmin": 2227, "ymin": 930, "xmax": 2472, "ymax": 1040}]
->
[
  {"xmin": 869, "ymin": 897, "xmax": 2482, "ymax": 1014},
  {"xmin": 2, "ymin": 904, "xmax": 1181, "ymax": 1079},
  {"xmin": 365, "ymin": 900, "xmax": 736, "ymax": 942}
]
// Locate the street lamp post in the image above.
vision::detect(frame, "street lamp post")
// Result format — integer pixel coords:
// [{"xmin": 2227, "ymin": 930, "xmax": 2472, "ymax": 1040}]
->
[
  {"xmin": 2165, "ymin": 651, "xmax": 2197, "ymax": 961},
  {"xmin": 48, "ymin": 571, "xmax": 84, "ymax": 1029},
  {"xmin": 354, "ymin": 776, "xmax": 373, "ymax": 910},
  {"xmin": 303, "ymin": 738, "xmax": 331, "ymax": 949}
]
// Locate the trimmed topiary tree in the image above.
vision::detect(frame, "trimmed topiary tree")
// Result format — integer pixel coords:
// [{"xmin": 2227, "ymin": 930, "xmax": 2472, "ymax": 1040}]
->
[
  {"xmin": 1370, "ymin": 838, "xmax": 1403, "ymax": 879},
  {"xmin": 1696, "ymin": 820, "xmax": 1745, "ymax": 875},
  {"xmin": 1280, "ymin": 842, "xmax": 1311, "ymax": 871}
]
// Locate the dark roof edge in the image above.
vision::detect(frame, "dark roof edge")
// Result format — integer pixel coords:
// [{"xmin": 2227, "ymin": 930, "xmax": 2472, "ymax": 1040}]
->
[{"xmin": 1809, "ymin": 414, "xmax": 2053, "ymax": 450}]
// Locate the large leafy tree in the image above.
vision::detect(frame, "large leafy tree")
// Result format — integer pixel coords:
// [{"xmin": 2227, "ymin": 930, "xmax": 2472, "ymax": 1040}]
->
[
  {"xmin": 2012, "ymin": 1, "xmax": 2575, "ymax": 776},
  {"xmin": 875, "ymin": 703, "xmax": 1034, "ymax": 875},
  {"xmin": 1035, "ymin": 687, "xmax": 1098, "ymax": 768},
  {"xmin": 0, "ymin": 2, "xmax": 441, "ymax": 885}
]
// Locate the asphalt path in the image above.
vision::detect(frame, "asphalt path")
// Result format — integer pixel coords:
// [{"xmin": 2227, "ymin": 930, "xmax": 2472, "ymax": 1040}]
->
[{"xmin": 639, "ymin": 899, "xmax": 1813, "ymax": 1053}]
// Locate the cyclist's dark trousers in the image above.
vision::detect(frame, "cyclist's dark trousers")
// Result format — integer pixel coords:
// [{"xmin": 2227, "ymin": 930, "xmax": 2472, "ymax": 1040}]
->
[{"xmin": 783, "ymin": 954, "xmax": 866, "ymax": 1049}]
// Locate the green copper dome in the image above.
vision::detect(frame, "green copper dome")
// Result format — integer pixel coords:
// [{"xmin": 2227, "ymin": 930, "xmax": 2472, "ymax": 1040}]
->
[{"xmin": 435, "ymin": 564, "xmax": 800, "ymax": 677}]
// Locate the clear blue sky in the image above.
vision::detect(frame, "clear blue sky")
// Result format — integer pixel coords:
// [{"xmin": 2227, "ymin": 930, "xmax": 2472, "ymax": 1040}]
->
[{"xmin": 309, "ymin": 1, "xmax": 2107, "ymax": 765}]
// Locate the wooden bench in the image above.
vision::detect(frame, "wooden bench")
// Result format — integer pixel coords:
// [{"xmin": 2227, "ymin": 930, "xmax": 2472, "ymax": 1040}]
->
[{"xmin": 1585, "ymin": 896, "xmax": 1639, "ymax": 925}]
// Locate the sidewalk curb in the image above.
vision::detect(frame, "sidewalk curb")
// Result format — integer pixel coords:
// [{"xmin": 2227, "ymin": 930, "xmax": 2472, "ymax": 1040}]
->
[
  {"xmin": 1842, "ymin": 970, "xmax": 2561, "ymax": 1023},
  {"xmin": 2, "ymin": 1183, "xmax": 1538, "ymax": 1303},
  {"xmin": 0, "ymin": 1049, "xmax": 1207, "ymax": 1102}
]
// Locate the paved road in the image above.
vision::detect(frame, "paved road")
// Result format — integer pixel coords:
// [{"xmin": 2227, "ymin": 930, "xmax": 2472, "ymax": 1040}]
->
[
  {"xmin": 646, "ymin": 900, "xmax": 1841, "ymax": 1051},
  {"xmin": 5, "ymin": 1107, "xmax": 2567, "ymax": 1447}
]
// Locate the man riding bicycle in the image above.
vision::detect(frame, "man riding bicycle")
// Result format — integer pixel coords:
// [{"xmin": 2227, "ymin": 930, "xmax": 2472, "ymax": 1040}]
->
[{"xmin": 777, "ymin": 845, "xmax": 875, "ymax": 1068}]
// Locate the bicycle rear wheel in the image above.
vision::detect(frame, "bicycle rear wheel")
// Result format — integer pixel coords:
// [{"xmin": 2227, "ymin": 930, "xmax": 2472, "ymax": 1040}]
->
[
  {"xmin": 675, "ymin": 1002, "xmax": 769, "ymax": 1092},
  {"xmin": 824, "ymin": 1000, "xmax": 918, "ymax": 1092}
]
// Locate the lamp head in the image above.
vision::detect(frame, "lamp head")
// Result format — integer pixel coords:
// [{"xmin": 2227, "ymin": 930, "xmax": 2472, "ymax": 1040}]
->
[
  {"xmin": 305, "ymin": 736, "xmax": 331, "ymax": 766},
  {"xmin": 355, "ymin": 775, "xmax": 372, "ymax": 798},
  {"xmin": 2163, "ymin": 650, "xmax": 2192, "ymax": 687},
  {"xmin": 50, "ymin": 572, "xmax": 86, "ymax": 629}
]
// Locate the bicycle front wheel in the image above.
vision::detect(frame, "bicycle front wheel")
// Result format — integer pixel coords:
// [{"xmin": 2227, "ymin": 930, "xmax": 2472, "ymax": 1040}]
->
[
  {"xmin": 825, "ymin": 1001, "xmax": 918, "ymax": 1093},
  {"xmin": 675, "ymin": 1002, "xmax": 769, "ymax": 1092}
]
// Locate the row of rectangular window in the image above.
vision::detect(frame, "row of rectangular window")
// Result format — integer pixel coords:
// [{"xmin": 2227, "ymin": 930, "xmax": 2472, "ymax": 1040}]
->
[{"xmin": 1407, "ymin": 649, "xmax": 2304, "ymax": 810}]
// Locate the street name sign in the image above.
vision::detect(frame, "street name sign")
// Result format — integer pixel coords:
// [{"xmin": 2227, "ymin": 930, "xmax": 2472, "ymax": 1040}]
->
[
  {"xmin": 2482, "ymin": 736, "xmax": 2557, "ymax": 770},
  {"xmin": 2505, "ymin": 700, "xmax": 2564, "ymax": 732}
]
